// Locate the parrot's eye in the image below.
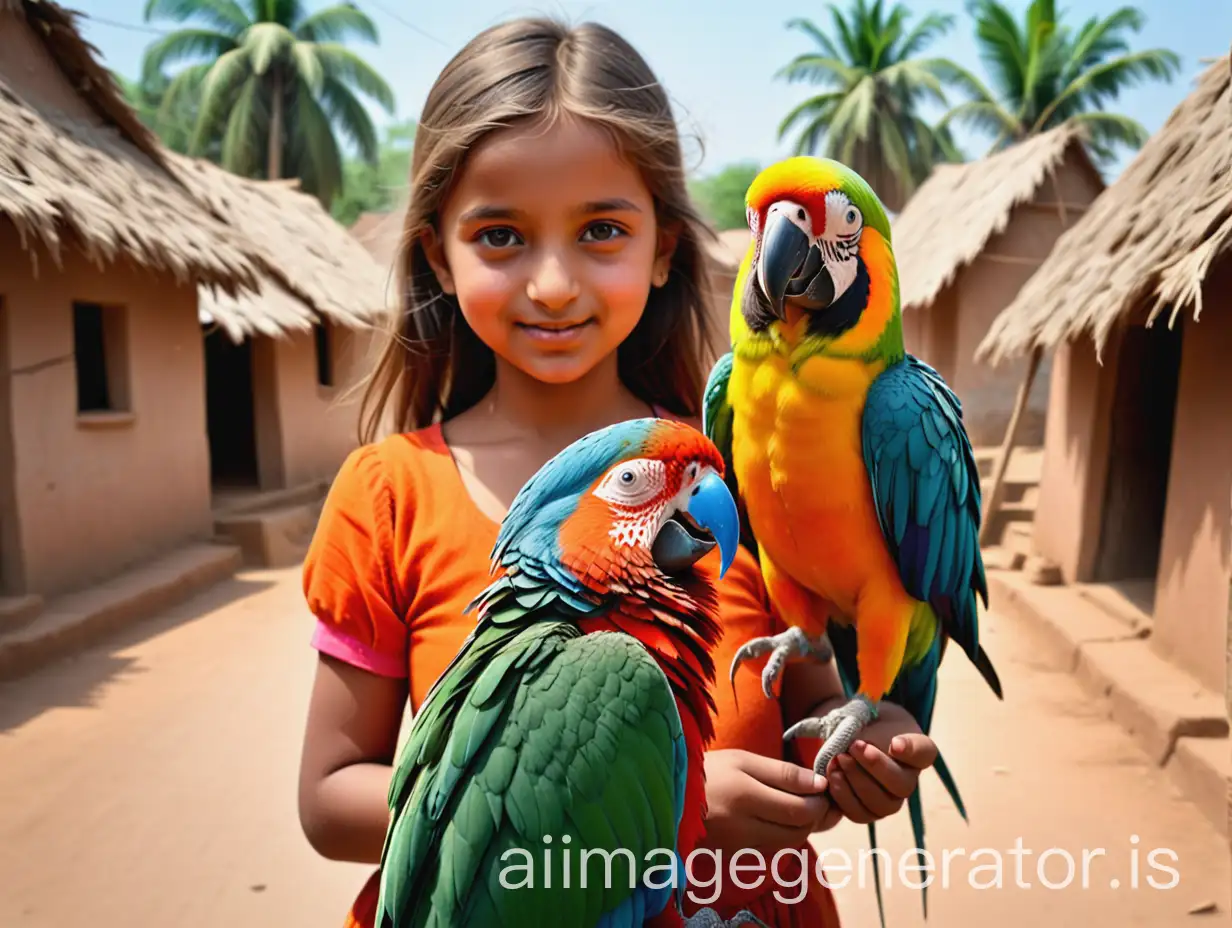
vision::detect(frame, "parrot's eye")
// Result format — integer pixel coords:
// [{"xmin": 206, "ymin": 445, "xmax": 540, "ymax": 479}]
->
[{"xmin": 594, "ymin": 457, "xmax": 666, "ymax": 508}]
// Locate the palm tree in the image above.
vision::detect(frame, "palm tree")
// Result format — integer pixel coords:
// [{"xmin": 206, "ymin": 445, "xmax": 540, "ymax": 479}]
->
[
  {"xmin": 141, "ymin": 0, "xmax": 396, "ymax": 207},
  {"xmin": 775, "ymin": 0, "xmax": 971, "ymax": 212},
  {"xmin": 112, "ymin": 69, "xmax": 207, "ymax": 157},
  {"xmin": 942, "ymin": 0, "xmax": 1180, "ymax": 165}
]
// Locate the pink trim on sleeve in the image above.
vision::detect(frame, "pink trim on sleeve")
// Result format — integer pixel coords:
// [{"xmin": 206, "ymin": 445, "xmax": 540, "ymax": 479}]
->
[{"xmin": 311, "ymin": 619, "xmax": 407, "ymax": 679}]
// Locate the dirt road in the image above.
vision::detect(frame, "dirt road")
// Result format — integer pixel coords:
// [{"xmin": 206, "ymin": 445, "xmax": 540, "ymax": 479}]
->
[{"xmin": 0, "ymin": 566, "xmax": 1226, "ymax": 926}]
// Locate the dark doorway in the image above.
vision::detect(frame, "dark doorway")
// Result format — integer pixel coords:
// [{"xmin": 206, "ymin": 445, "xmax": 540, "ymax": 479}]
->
[
  {"xmin": 203, "ymin": 327, "xmax": 259, "ymax": 488},
  {"xmin": 1094, "ymin": 320, "xmax": 1184, "ymax": 581}
]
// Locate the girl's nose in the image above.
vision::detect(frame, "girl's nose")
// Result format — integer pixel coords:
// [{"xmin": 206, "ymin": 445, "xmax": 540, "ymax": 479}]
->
[{"xmin": 526, "ymin": 250, "xmax": 581, "ymax": 310}]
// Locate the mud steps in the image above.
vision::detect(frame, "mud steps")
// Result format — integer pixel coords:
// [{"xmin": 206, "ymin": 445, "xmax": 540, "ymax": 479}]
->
[{"xmin": 212, "ymin": 480, "xmax": 330, "ymax": 568}]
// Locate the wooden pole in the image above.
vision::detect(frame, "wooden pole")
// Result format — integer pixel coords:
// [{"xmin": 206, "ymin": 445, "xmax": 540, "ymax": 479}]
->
[
  {"xmin": 979, "ymin": 164, "xmax": 1070, "ymax": 548},
  {"xmin": 980, "ymin": 343, "xmax": 1043, "ymax": 547}
]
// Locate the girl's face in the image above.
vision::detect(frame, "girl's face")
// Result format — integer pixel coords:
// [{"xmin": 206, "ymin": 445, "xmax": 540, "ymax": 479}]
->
[{"xmin": 424, "ymin": 116, "xmax": 675, "ymax": 386}]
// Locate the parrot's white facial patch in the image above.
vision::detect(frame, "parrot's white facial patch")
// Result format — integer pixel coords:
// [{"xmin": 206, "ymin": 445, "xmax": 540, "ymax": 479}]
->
[
  {"xmin": 818, "ymin": 191, "xmax": 863, "ymax": 302},
  {"xmin": 594, "ymin": 457, "xmax": 710, "ymax": 551},
  {"xmin": 763, "ymin": 199, "xmax": 813, "ymax": 243},
  {"xmin": 594, "ymin": 457, "xmax": 669, "ymax": 549}
]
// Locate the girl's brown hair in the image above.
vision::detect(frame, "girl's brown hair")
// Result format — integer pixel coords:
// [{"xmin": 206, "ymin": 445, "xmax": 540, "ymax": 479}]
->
[{"xmin": 357, "ymin": 17, "xmax": 719, "ymax": 443}]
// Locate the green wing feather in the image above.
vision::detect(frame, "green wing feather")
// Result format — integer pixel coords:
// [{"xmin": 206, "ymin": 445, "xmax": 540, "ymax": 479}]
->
[
  {"xmin": 378, "ymin": 572, "xmax": 688, "ymax": 928},
  {"xmin": 703, "ymin": 352, "xmax": 760, "ymax": 555}
]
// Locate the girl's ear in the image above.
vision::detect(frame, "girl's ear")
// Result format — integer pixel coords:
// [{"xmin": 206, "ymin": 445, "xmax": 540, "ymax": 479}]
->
[
  {"xmin": 652, "ymin": 223, "xmax": 681, "ymax": 289},
  {"xmin": 420, "ymin": 226, "xmax": 456, "ymax": 294}
]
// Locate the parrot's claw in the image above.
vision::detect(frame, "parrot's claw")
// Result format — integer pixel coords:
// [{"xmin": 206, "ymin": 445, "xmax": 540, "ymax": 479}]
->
[
  {"xmin": 682, "ymin": 908, "xmax": 768, "ymax": 928},
  {"xmin": 783, "ymin": 694, "xmax": 879, "ymax": 776},
  {"xmin": 729, "ymin": 626, "xmax": 833, "ymax": 698}
]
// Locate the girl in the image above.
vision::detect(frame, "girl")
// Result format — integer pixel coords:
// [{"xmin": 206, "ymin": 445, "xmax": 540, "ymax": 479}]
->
[{"xmin": 298, "ymin": 18, "xmax": 938, "ymax": 928}]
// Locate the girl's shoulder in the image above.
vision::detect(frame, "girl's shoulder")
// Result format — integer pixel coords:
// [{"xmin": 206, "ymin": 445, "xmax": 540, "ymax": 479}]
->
[{"xmin": 331, "ymin": 423, "xmax": 459, "ymax": 511}]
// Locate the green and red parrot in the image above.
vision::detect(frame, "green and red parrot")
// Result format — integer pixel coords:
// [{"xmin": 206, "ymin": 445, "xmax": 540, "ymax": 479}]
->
[
  {"xmin": 376, "ymin": 417, "xmax": 764, "ymax": 928},
  {"xmin": 703, "ymin": 157, "xmax": 1004, "ymax": 918}
]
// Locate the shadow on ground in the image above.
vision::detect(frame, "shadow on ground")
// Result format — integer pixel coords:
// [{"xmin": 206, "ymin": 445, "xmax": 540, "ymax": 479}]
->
[{"xmin": 0, "ymin": 574, "xmax": 276, "ymax": 734}]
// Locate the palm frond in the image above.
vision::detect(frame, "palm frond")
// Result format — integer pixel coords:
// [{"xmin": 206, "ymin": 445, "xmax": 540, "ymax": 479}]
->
[
  {"xmin": 776, "ymin": 92, "xmax": 845, "ymax": 142},
  {"xmin": 1066, "ymin": 110, "xmax": 1150, "ymax": 154},
  {"xmin": 318, "ymin": 77, "xmax": 380, "ymax": 163},
  {"xmin": 776, "ymin": 53, "xmax": 862, "ymax": 88},
  {"xmin": 219, "ymin": 77, "xmax": 265, "ymax": 175},
  {"xmin": 289, "ymin": 88, "xmax": 343, "ymax": 205},
  {"xmin": 243, "ymin": 22, "xmax": 297, "ymax": 75},
  {"xmin": 938, "ymin": 99, "xmax": 1021, "ymax": 139},
  {"xmin": 141, "ymin": 29, "xmax": 236, "ymax": 83},
  {"xmin": 1032, "ymin": 48, "xmax": 1181, "ymax": 133},
  {"xmin": 897, "ymin": 12, "xmax": 956, "ymax": 58},
  {"xmin": 967, "ymin": 0, "xmax": 1030, "ymax": 103},
  {"xmin": 192, "ymin": 46, "xmax": 250, "ymax": 153},
  {"xmin": 315, "ymin": 44, "xmax": 396, "ymax": 112},
  {"xmin": 291, "ymin": 41, "xmax": 324, "ymax": 94},
  {"xmin": 144, "ymin": 0, "xmax": 249, "ymax": 32},
  {"xmin": 785, "ymin": 17, "xmax": 844, "ymax": 62},
  {"xmin": 1065, "ymin": 7, "xmax": 1144, "ymax": 73},
  {"xmin": 295, "ymin": 4, "xmax": 379, "ymax": 44}
]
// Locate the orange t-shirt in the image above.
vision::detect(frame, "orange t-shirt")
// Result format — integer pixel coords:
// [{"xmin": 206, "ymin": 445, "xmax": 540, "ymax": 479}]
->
[{"xmin": 302, "ymin": 425, "xmax": 842, "ymax": 928}]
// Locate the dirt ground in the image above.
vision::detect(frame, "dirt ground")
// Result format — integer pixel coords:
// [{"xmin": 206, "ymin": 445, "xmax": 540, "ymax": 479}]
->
[{"xmin": 0, "ymin": 566, "xmax": 1227, "ymax": 927}]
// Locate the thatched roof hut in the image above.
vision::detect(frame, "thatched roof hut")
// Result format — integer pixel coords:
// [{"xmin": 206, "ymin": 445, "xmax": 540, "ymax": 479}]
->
[
  {"xmin": 0, "ymin": 0, "xmax": 259, "ymax": 289},
  {"xmin": 0, "ymin": 0, "xmax": 390, "ymax": 597},
  {"xmin": 894, "ymin": 124, "xmax": 1103, "ymax": 313},
  {"xmin": 979, "ymin": 56, "xmax": 1232, "ymax": 744},
  {"xmin": 889, "ymin": 123, "xmax": 1105, "ymax": 448},
  {"xmin": 0, "ymin": 0, "xmax": 385, "ymax": 342},
  {"xmin": 976, "ymin": 56, "xmax": 1231, "ymax": 365}
]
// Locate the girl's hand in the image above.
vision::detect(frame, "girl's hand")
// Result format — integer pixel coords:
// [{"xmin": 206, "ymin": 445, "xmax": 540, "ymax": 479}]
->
[
  {"xmin": 701, "ymin": 749, "xmax": 840, "ymax": 854},
  {"xmin": 824, "ymin": 710, "xmax": 938, "ymax": 825}
]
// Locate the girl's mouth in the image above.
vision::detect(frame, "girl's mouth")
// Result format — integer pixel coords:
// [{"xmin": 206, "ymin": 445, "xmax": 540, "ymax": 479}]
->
[{"xmin": 515, "ymin": 319, "xmax": 596, "ymax": 342}]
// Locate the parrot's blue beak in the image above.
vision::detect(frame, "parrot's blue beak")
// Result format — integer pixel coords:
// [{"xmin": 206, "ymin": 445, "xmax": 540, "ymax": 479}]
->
[
  {"xmin": 689, "ymin": 471, "xmax": 740, "ymax": 577},
  {"xmin": 652, "ymin": 471, "xmax": 741, "ymax": 579}
]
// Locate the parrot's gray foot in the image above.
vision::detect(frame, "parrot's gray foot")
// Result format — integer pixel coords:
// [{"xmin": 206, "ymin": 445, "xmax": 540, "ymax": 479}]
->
[
  {"xmin": 683, "ymin": 908, "xmax": 768, "ymax": 928},
  {"xmin": 729, "ymin": 626, "xmax": 832, "ymax": 698},
  {"xmin": 783, "ymin": 694, "xmax": 879, "ymax": 775}
]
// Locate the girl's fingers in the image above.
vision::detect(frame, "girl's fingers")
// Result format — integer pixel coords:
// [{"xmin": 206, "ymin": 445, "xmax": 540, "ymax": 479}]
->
[
  {"xmin": 849, "ymin": 740, "xmax": 918, "ymax": 798},
  {"xmin": 826, "ymin": 768, "xmax": 874, "ymax": 824},
  {"xmin": 741, "ymin": 752, "xmax": 829, "ymax": 795},
  {"xmin": 742, "ymin": 815, "xmax": 822, "ymax": 850},
  {"xmin": 744, "ymin": 775, "xmax": 833, "ymax": 829},
  {"xmin": 816, "ymin": 802, "xmax": 844, "ymax": 833},
  {"xmin": 888, "ymin": 733, "xmax": 938, "ymax": 770},
  {"xmin": 831, "ymin": 754, "xmax": 904, "ymax": 822}
]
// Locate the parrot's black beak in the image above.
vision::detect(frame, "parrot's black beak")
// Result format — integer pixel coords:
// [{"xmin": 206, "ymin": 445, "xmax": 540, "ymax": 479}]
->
[{"xmin": 755, "ymin": 213, "xmax": 836, "ymax": 319}]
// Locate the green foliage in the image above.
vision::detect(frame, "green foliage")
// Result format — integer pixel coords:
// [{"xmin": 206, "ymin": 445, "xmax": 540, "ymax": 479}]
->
[
  {"xmin": 331, "ymin": 119, "xmax": 416, "ymax": 226},
  {"xmin": 112, "ymin": 68, "xmax": 203, "ymax": 156},
  {"xmin": 139, "ymin": 0, "xmax": 396, "ymax": 206},
  {"xmin": 689, "ymin": 162, "xmax": 761, "ymax": 230},
  {"xmin": 941, "ymin": 0, "xmax": 1182, "ymax": 166},
  {"xmin": 775, "ymin": 0, "xmax": 969, "ymax": 212}
]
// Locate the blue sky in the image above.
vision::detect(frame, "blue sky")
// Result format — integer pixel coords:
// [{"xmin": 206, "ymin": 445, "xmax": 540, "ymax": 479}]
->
[{"xmin": 77, "ymin": 0, "xmax": 1229, "ymax": 182}]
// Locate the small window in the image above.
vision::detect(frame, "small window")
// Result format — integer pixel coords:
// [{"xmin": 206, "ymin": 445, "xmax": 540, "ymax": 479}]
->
[
  {"xmin": 72, "ymin": 302, "xmax": 129, "ymax": 413},
  {"xmin": 314, "ymin": 320, "xmax": 334, "ymax": 388}
]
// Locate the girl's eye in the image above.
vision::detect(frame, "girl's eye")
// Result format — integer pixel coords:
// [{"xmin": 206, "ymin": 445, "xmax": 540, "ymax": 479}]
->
[
  {"xmin": 477, "ymin": 227, "xmax": 521, "ymax": 248},
  {"xmin": 581, "ymin": 222, "xmax": 624, "ymax": 243}
]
